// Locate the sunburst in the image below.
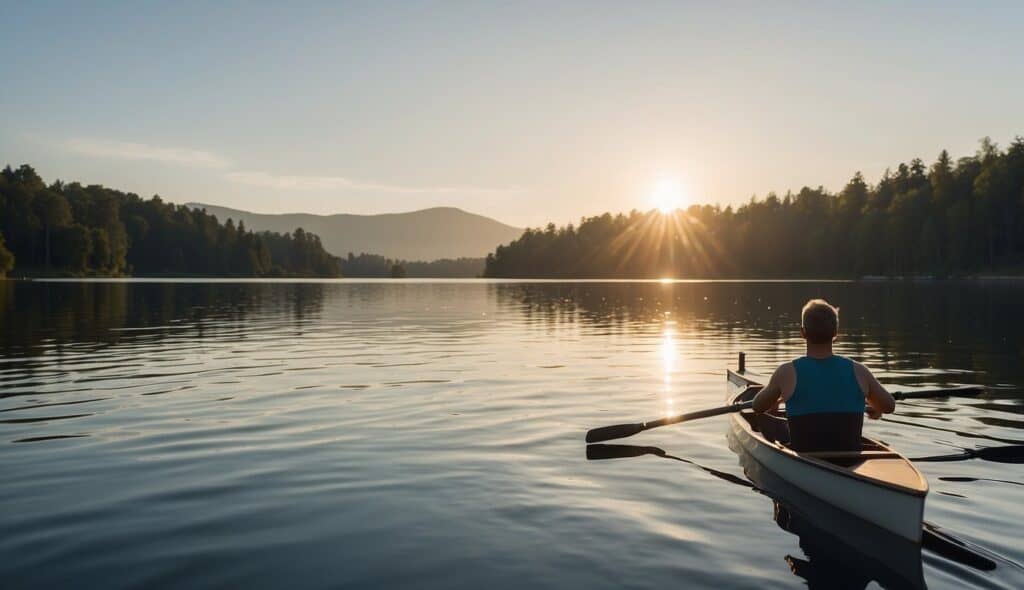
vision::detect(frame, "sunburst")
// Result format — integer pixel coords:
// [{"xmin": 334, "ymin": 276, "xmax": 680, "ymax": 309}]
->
[{"xmin": 650, "ymin": 179, "xmax": 686, "ymax": 214}]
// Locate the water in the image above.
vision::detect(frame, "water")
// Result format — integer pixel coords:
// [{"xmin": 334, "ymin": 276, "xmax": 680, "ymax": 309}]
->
[{"xmin": 1, "ymin": 279, "xmax": 1022, "ymax": 589}]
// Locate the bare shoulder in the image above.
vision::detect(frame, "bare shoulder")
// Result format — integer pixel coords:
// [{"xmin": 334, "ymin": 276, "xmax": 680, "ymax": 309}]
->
[
  {"xmin": 771, "ymin": 361, "xmax": 796, "ymax": 395},
  {"xmin": 752, "ymin": 361, "xmax": 793, "ymax": 412},
  {"xmin": 850, "ymin": 359, "xmax": 888, "ymax": 394},
  {"xmin": 773, "ymin": 361, "xmax": 795, "ymax": 380},
  {"xmin": 850, "ymin": 359, "xmax": 875, "ymax": 379}
]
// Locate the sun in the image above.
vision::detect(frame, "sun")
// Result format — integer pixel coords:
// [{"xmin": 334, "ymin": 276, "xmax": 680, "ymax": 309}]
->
[{"xmin": 649, "ymin": 179, "xmax": 685, "ymax": 214}]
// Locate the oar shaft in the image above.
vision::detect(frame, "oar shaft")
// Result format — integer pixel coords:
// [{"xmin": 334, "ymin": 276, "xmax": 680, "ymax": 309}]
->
[
  {"xmin": 911, "ymin": 451, "xmax": 974, "ymax": 462},
  {"xmin": 585, "ymin": 400, "xmax": 753, "ymax": 443},
  {"xmin": 586, "ymin": 384, "xmax": 983, "ymax": 444},
  {"xmin": 645, "ymin": 401, "xmax": 754, "ymax": 428}
]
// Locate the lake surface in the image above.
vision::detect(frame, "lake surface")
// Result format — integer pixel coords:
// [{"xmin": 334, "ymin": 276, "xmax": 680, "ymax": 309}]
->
[{"xmin": 2, "ymin": 279, "xmax": 1023, "ymax": 589}]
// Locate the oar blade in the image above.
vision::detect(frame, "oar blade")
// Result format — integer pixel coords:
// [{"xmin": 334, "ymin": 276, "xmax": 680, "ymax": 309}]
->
[{"xmin": 585, "ymin": 422, "xmax": 646, "ymax": 443}]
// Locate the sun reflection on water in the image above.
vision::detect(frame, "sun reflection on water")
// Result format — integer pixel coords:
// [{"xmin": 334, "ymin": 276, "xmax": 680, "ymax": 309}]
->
[{"xmin": 661, "ymin": 324, "xmax": 677, "ymax": 417}]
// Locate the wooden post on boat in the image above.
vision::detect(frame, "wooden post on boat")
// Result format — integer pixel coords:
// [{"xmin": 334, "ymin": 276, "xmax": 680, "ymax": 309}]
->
[{"xmin": 738, "ymin": 352, "xmax": 745, "ymax": 373}]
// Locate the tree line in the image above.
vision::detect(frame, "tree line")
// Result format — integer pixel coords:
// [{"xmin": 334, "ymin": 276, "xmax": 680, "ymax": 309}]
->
[
  {"xmin": 0, "ymin": 165, "xmax": 340, "ymax": 277},
  {"xmin": 340, "ymin": 253, "xmax": 485, "ymax": 278},
  {"xmin": 484, "ymin": 137, "xmax": 1024, "ymax": 278}
]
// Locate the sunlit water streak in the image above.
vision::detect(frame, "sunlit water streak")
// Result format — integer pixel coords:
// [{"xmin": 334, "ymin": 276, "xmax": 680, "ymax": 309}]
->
[{"xmin": 1, "ymin": 280, "xmax": 1022, "ymax": 589}]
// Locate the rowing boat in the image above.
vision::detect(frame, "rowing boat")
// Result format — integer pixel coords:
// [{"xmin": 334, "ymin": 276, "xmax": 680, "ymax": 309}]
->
[
  {"xmin": 726, "ymin": 353, "xmax": 928, "ymax": 542},
  {"xmin": 734, "ymin": 438, "xmax": 926, "ymax": 588}
]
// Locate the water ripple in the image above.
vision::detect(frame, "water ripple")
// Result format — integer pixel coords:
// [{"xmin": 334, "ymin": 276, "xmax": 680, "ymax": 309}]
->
[{"xmin": 0, "ymin": 280, "xmax": 1022, "ymax": 589}]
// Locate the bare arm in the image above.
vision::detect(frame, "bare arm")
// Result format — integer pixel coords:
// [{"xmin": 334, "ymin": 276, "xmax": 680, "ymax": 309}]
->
[
  {"xmin": 753, "ymin": 365, "xmax": 788, "ymax": 414},
  {"xmin": 854, "ymin": 362, "xmax": 896, "ymax": 418}
]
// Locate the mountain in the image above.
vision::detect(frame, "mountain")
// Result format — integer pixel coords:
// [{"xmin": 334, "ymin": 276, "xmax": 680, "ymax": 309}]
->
[{"xmin": 185, "ymin": 203, "xmax": 523, "ymax": 261}]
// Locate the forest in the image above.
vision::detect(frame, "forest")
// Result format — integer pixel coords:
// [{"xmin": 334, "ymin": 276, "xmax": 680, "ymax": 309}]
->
[
  {"xmin": 340, "ymin": 253, "xmax": 485, "ymax": 278},
  {"xmin": 0, "ymin": 165, "xmax": 340, "ymax": 277},
  {"xmin": 484, "ymin": 137, "xmax": 1024, "ymax": 278}
]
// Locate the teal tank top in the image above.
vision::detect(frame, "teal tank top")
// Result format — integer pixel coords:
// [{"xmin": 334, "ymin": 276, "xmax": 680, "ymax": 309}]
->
[{"xmin": 786, "ymin": 355, "xmax": 865, "ymax": 418}]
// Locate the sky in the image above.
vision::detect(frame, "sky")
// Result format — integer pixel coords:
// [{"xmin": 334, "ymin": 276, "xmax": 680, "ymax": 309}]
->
[{"xmin": 2, "ymin": 1, "xmax": 1023, "ymax": 228}]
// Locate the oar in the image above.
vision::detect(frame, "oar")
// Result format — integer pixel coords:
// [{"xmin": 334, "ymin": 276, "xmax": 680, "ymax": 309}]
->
[
  {"xmin": 910, "ymin": 444, "xmax": 1024, "ymax": 463},
  {"xmin": 585, "ymin": 383, "xmax": 985, "ymax": 444},
  {"xmin": 585, "ymin": 398, "xmax": 755, "ymax": 443},
  {"xmin": 891, "ymin": 385, "xmax": 985, "ymax": 400},
  {"xmin": 584, "ymin": 383, "xmax": 983, "ymax": 444}
]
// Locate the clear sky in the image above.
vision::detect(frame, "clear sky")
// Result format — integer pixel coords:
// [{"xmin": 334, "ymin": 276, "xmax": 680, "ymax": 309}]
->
[{"xmin": 3, "ymin": 1, "xmax": 1023, "ymax": 227}]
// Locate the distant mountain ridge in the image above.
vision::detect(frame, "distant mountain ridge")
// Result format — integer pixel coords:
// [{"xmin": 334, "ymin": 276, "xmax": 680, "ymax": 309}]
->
[{"xmin": 185, "ymin": 203, "xmax": 523, "ymax": 261}]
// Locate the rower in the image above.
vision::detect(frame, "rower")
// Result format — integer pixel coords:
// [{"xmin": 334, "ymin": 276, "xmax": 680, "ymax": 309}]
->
[{"xmin": 751, "ymin": 298, "xmax": 896, "ymax": 452}]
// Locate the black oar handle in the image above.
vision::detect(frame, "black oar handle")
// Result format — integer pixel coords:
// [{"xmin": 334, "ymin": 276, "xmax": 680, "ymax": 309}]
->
[{"xmin": 585, "ymin": 400, "xmax": 754, "ymax": 443}]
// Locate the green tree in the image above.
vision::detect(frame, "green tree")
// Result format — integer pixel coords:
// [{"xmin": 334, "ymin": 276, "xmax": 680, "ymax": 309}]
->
[
  {"xmin": 0, "ymin": 231, "xmax": 14, "ymax": 277},
  {"xmin": 52, "ymin": 224, "xmax": 92, "ymax": 272},
  {"xmin": 32, "ymin": 190, "xmax": 72, "ymax": 270},
  {"xmin": 90, "ymin": 227, "xmax": 113, "ymax": 272}
]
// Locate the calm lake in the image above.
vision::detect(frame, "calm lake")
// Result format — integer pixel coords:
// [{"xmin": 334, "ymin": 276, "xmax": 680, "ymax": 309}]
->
[{"xmin": 2, "ymin": 279, "xmax": 1023, "ymax": 589}]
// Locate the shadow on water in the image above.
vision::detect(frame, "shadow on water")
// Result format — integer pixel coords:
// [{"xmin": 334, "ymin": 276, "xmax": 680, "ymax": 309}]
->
[
  {"xmin": 586, "ymin": 441, "xmax": 1018, "ymax": 589},
  {"xmin": 586, "ymin": 443, "xmax": 754, "ymax": 489},
  {"xmin": 882, "ymin": 416, "xmax": 1024, "ymax": 446},
  {"xmin": 910, "ymin": 445, "xmax": 1024, "ymax": 464}
]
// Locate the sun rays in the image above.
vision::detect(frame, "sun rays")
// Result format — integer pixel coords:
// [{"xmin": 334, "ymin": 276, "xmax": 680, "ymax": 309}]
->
[
  {"xmin": 595, "ymin": 208, "xmax": 730, "ymax": 278},
  {"xmin": 649, "ymin": 179, "xmax": 686, "ymax": 214},
  {"xmin": 661, "ymin": 325, "xmax": 677, "ymax": 417}
]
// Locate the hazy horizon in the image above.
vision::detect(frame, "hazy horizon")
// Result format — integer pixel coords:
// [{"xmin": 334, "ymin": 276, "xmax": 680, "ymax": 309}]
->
[
  {"xmin": 184, "ymin": 200, "xmax": 521, "ymax": 225},
  {"xmin": 3, "ymin": 1, "xmax": 1023, "ymax": 227}
]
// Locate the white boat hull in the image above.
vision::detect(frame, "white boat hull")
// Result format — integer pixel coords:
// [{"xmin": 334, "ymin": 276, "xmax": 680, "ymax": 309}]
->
[
  {"xmin": 727, "ymin": 367, "xmax": 927, "ymax": 543},
  {"xmin": 729, "ymin": 416, "xmax": 925, "ymax": 541}
]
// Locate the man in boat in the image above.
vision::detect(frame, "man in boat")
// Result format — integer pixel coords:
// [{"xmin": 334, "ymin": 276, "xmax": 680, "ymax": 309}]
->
[{"xmin": 751, "ymin": 299, "xmax": 896, "ymax": 452}]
